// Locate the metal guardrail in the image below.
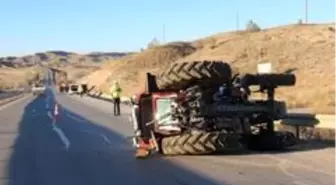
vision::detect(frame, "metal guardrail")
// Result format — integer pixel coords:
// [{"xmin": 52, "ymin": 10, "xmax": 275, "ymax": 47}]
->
[
  {"xmin": 0, "ymin": 90, "xmax": 24, "ymax": 100},
  {"xmin": 86, "ymin": 91, "xmax": 131, "ymax": 106},
  {"xmin": 0, "ymin": 91, "xmax": 25, "ymax": 106},
  {"xmin": 85, "ymin": 89, "xmax": 335, "ymax": 140},
  {"xmin": 278, "ymin": 112, "xmax": 335, "ymax": 141}
]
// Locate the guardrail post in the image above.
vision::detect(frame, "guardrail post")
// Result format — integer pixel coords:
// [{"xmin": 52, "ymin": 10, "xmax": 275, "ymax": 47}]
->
[{"xmin": 296, "ymin": 125, "xmax": 300, "ymax": 139}]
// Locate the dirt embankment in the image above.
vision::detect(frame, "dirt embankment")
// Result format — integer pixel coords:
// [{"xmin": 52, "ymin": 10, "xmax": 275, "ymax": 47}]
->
[
  {"xmin": 80, "ymin": 23, "xmax": 335, "ymax": 114},
  {"xmin": 0, "ymin": 66, "xmax": 46, "ymax": 90},
  {"xmin": 79, "ymin": 42, "xmax": 196, "ymax": 94}
]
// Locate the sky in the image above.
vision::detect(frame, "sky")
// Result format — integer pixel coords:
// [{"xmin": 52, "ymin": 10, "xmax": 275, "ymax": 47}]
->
[{"xmin": 0, "ymin": 0, "xmax": 334, "ymax": 57}]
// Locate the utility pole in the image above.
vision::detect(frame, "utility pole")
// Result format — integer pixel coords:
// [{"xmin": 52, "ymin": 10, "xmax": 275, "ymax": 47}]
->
[
  {"xmin": 305, "ymin": 0, "xmax": 308, "ymax": 23},
  {"xmin": 162, "ymin": 24, "xmax": 166, "ymax": 43}
]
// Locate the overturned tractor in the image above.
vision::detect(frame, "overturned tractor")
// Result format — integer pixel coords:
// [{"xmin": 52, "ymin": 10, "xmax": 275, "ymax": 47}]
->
[{"xmin": 129, "ymin": 61, "xmax": 297, "ymax": 158}]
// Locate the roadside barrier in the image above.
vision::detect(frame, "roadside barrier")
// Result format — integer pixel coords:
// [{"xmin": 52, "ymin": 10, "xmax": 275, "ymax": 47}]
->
[
  {"xmin": 0, "ymin": 91, "xmax": 26, "ymax": 107},
  {"xmin": 84, "ymin": 87, "xmax": 335, "ymax": 142},
  {"xmin": 85, "ymin": 89, "xmax": 131, "ymax": 106}
]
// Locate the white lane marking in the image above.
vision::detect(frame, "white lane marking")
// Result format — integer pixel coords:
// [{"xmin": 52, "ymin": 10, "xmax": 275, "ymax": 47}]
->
[
  {"xmin": 45, "ymin": 96, "xmax": 49, "ymax": 109},
  {"xmin": 66, "ymin": 113, "xmax": 85, "ymax": 123},
  {"xmin": 100, "ymin": 134, "xmax": 112, "ymax": 144},
  {"xmin": 47, "ymin": 111, "xmax": 53, "ymax": 119},
  {"xmin": 48, "ymin": 107, "xmax": 71, "ymax": 150},
  {"xmin": 81, "ymin": 130, "xmax": 112, "ymax": 145},
  {"xmin": 51, "ymin": 119, "xmax": 70, "ymax": 150},
  {"xmin": 0, "ymin": 94, "xmax": 31, "ymax": 111}
]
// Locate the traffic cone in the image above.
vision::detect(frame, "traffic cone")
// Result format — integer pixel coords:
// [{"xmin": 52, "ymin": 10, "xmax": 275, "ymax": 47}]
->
[{"xmin": 54, "ymin": 103, "xmax": 59, "ymax": 118}]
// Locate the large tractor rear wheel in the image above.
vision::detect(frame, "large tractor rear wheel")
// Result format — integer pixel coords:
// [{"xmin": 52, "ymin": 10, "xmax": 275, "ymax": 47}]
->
[
  {"xmin": 157, "ymin": 61, "xmax": 232, "ymax": 90},
  {"xmin": 160, "ymin": 131, "xmax": 243, "ymax": 156}
]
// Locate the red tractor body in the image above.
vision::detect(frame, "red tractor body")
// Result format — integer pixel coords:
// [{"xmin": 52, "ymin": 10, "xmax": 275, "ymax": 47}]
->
[{"xmin": 129, "ymin": 61, "xmax": 297, "ymax": 158}]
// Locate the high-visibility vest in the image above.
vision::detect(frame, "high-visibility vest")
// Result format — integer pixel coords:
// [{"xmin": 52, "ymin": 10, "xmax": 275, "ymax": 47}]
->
[{"xmin": 110, "ymin": 84, "xmax": 122, "ymax": 98}]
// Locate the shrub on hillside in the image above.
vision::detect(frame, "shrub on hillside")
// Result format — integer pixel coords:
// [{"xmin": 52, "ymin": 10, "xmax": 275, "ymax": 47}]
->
[{"xmin": 246, "ymin": 20, "xmax": 261, "ymax": 32}]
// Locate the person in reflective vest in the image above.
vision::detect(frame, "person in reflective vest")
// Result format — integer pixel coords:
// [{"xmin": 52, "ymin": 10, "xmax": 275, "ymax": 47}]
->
[{"xmin": 110, "ymin": 81, "xmax": 122, "ymax": 116}]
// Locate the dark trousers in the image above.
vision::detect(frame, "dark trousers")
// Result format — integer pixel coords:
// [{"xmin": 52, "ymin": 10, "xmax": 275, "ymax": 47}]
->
[
  {"xmin": 113, "ymin": 97, "xmax": 121, "ymax": 116},
  {"xmin": 80, "ymin": 85, "xmax": 87, "ymax": 97}
]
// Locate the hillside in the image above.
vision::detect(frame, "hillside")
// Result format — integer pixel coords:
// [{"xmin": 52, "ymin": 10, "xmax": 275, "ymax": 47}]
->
[
  {"xmin": 80, "ymin": 23, "xmax": 335, "ymax": 114},
  {"xmin": 78, "ymin": 42, "xmax": 196, "ymax": 94},
  {"xmin": 0, "ymin": 51, "xmax": 133, "ymax": 67},
  {"xmin": 0, "ymin": 66, "xmax": 45, "ymax": 90},
  {"xmin": 0, "ymin": 50, "xmax": 134, "ymax": 87}
]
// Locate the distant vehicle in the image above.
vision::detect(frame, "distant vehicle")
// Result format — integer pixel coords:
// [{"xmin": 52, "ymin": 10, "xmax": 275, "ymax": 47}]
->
[
  {"xmin": 59, "ymin": 82, "xmax": 69, "ymax": 93},
  {"xmin": 31, "ymin": 83, "xmax": 46, "ymax": 96},
  {"xmin": 68, "ymin": 84, "xmax": 79, "ymax": 95}
]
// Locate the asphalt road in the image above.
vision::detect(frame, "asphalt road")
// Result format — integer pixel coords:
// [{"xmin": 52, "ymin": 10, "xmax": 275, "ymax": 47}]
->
[{"xmin": 0, "ymin": 86, "xmax": 333, "ymax": 185}]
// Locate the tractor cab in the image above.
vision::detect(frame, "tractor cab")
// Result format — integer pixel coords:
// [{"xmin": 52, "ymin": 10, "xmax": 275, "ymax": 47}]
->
[
  {"xmin": 131, "ymin": 92, "xmax": 181, "ymax": 141},
  {"xmin": 152, "ymin": 93, "xmax": 180, "ymax": 133}
]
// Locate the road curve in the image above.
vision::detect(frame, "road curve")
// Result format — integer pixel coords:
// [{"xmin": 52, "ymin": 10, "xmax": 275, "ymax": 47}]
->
[{"xmin": 0, "ymin": 86, "xmax": 332, "ymax": 185}]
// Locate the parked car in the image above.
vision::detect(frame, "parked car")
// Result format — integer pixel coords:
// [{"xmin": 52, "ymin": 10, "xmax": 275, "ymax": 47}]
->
[{"xmin": 31, "ymin": 83, "xmax": 46, "ymax": 96}]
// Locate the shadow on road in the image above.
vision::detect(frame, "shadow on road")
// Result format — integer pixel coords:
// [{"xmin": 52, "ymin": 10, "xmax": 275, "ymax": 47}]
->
[
  {"xmin": 6, "ymin": 94, "xmax": 52, "ymax": 185},
  {"xmin": 5, "ymin": 90, "xmax": 227, "ymax": 185},
  {"xmin": 56, "ymin": 96, "xmax": 228, "ymax": 185}
]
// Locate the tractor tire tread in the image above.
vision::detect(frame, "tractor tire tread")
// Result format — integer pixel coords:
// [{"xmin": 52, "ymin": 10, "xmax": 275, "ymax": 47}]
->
[
  {"xmin": 161, "ymin": 131, "xmax": 242, "ymax": 156},
  {"xmin": 157, "ymin": 60, "xmax": 232, "ymax": 90}
]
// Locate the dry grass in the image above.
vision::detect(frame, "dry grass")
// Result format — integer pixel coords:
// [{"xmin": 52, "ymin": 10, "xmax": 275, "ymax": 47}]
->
[
  {"xmin": 55, "ymin": 64, "xmax": 101, "ymax": 83},
  {"xmin": 181, "ymin": 23, "xmax": 335, "ymax": 113},
  {"xmin": 79, "ymin": 42, "xmax": 196, "ymax": 94},
  {"xmin": 80, "ymin": 23, "xmax": 335, "ymax": 114},
  {"xmin": 0, "ymin": 66, "xmax": 45, "ymax": 90}
]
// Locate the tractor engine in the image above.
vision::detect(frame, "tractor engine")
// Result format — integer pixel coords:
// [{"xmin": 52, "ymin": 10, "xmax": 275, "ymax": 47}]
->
[
  {"xmin": 171, "ymin": 84, "xmax": 251, "ymax": 134},
  {"xmin": 169, "ymin": 73, "xmax": 291, "ymax": 135}
]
